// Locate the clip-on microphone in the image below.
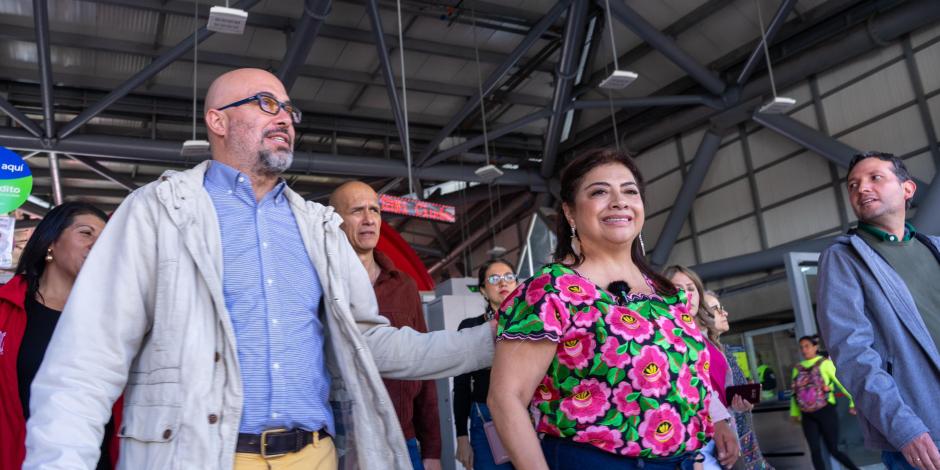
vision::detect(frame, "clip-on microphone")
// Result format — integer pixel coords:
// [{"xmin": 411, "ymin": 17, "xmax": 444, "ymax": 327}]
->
[{"xmin": 607, "ymin": 280, "xmax": 631, "ymax": 304}]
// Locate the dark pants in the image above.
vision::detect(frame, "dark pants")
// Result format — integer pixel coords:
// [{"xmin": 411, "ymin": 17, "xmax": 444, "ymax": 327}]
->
[
  {"xmin": 540, "ymin": 436, "xmax": 698, "ymax": 470},
  {"xmin": 882, "ymin": 451, "xmax": 917, "ymax": 470},
  {"xmin": 800, "ymin": 404, "xmax": 860, "ymax": 470}
]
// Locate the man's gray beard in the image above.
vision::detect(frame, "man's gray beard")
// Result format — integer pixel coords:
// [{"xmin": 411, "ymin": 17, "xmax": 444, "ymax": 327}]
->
[{"xmin": 257, "ymin": 149, "xmax": 293, "ymax": 175}]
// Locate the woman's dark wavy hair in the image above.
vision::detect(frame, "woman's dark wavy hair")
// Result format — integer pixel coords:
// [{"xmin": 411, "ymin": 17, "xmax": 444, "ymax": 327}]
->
[
  {"xmin": 553, "ymin": 148, "xmax": 677, "ymax": 296},
  {"xmin": 15, "ymin": 201, "xmax": 108, "ymax": 302}
]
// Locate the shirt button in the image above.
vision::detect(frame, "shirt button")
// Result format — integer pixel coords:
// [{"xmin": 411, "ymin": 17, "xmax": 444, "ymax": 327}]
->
[
  {"xmin": 238, "ymin": 177, "xmax": 245, "ymax": 183},
  {"xmin": 227, "ymin": 190, "xmax": 233, "ymax": 195},
  {"xmin": 271, "ymin": 318, "xmax": 279, "ymax": 325},
  {"xmin": 262, "ymin": 242, "xmax": 269, "ymax": 248},
  {"xmin": 162, "ymin": 429, "xmax": 173, "ymax": 439},
  {"xmin": 271, "ymin": 412, "xmax": 279, "ymax": 419},
  {"xmin": 214, "ymin": 352, "xmax": 221, "ymax": 362},
  {"xmin": 273, "ymin": 362, "xmax": 280, "ymax": 370},
  {"xmin": 208, "ymin": 414, "xmax": 219, "ymax": 424},
  {"xmin": 267, "ymin": 279, "xmax": 274, "ymax": 286}
]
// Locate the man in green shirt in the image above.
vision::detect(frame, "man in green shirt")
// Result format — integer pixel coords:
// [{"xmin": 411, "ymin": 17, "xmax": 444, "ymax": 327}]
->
[{"xmin": 817, "ymin": 151, "xmax": 940, "ymax": 470}]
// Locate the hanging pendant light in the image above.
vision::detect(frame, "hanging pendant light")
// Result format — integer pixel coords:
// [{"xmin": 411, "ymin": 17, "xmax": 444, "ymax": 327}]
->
[
  {"xmin": 208, "ymin": 0, "xmax": 248, "ymax": 35},
  {"xmin": 598, "ymin": 0, "xmax": 638, "ymax": 90},
  {"xmin": 182, "ymin": 0, "xmax": 210, "ymax": 157},
  {"xmin": 754, "ymin": 0, "xmax": 795, "ymax": 114}
]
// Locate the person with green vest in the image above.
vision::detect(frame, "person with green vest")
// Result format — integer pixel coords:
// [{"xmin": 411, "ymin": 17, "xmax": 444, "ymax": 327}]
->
[
  {"xmin": 757, "ymin": 360, "xmax": 777, "ymax": 401},
  {"xmin": 790, "ymin": 335, "xmax": 860, "ymax": 470}
]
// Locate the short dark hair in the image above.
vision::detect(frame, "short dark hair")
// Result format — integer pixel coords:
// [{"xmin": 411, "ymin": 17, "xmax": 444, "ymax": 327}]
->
[
  {"xmin": 16, "ymin": 201, "xmax": 109, "ymax": 302},
  {"xmin": 848, "ymin": 151, "xmax": 912, "ymax": 183},
  {"xmin": 798, "ymin": 335, "xmax": 820, "ymax": 345}
]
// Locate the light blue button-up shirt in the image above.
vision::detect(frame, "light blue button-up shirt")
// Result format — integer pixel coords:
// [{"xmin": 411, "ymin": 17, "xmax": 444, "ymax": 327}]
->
[{"xmin": 204, "ymin": 161, "xmax": 333, "ymax": 435}]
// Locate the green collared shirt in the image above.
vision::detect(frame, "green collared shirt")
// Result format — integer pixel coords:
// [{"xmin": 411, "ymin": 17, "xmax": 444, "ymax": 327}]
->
[{"xmin": 857, "ymin": 222, "xmax": 916, "ymax": 243}]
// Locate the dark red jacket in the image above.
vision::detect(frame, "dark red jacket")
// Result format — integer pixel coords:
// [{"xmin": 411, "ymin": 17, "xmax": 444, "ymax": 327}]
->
[
  {"xmin": 373, "ymin": 251, "xmax": 442, "ymax": 459},
  {"xmin": 0, "ymin": 275, "xmax": 122, "ymax": 469}
]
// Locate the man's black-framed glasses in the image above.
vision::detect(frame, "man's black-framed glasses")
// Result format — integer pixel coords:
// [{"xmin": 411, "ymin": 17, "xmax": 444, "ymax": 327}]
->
[{"xmin": 217, "ymin": 92, "xmax": 302, "ymax": 124}]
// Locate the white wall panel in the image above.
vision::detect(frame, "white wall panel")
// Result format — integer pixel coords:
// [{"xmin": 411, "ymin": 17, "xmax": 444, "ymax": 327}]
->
[
  {"xmin": 905, "ymin": 151, "xmax": 937, "ymax": 184},
  {"xmin": 666, "ymin": 238, "xmax": 697, "ymax": 268},
  {"xmin": 645, "ymin": 170, "xmax": 683, "ymax": 215},
  {"xmin": 817, "ymin": 44, "xmax": 902, "ymax": 95},
  {"xmin": 746, "ymin": 127, "xmax": 803, "ymax": 168},
  {"xmin": 789, "ymin": 105, "xmax": 818, "ymax": 128},
  {"xmin": 839, "ymin": 181, "xmax": 858, "ymax": 225},
  {"xmin": 701, "ymin": 140, "xmax": 746, "ymax": 192},
  {"xmin": 636, "ymin": 140, "xmax": 680, "ymax": 181},
  {"xmin": 692, "ymin": 179, "xmax": 753, "ymax": 231},
  {"xmin": 763, "ymin": 189, "xmax": 839, "ymax": 247},
  {"xmin": 912, "ymin": 22, "xmax": 940, "ymax": 49},
  {"xmin": 839, "ymin": 106, "xmax": 928, "ymax": 156},
  {"xmin": 822, "ymin": 60, "xmax": 914, "ymax": 134},
  {"xmin": 929, "ymin": 94, "xmax": 940, "ymax": 138},
  {"xmin": 696, "ymin": 217, "xmax": 761, "ymax": 263},
  {"xmin": 644, "ymin": 212, "xmax": 667, "ymax": 248},
  {"xmin": 915, "ymin": 40, "xmax": 940, "ymax": 94},
  {"xmin": 754, "ymin": 152, "xmax": 831, "ymax": 206},
  {"xmin": 680, "ymin": 128, "xmax": 706, "ymax": 161}
]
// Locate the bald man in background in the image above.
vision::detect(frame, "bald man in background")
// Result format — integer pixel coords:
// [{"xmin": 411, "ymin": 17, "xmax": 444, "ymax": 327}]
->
[
  {"xmin": 331, "ymin": 182, "xmax": 442, "ymax": 470},
  {"xmin": 23, "ymin": 68, "xmax": 495, "ymax": 470}
]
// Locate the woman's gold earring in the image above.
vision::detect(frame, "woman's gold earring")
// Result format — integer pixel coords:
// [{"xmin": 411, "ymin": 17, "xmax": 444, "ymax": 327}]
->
[
  {"xmin": 571, "ymin": 225, "xmax": 581, "ymax": 257},
  {"xmin": 45, "ymin": 248, "xmax": 53, "ymax": 263}
]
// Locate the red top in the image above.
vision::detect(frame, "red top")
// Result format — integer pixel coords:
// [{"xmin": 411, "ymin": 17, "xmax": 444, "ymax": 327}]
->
[
  {"xmin": 372, "ymin": 250, "xmax": 442, "ymax": 459},
  {"xmin": 706, "ymin": 341, "xmax": 730, "ymax": 406},
  {"xmin": 0, "ymin": 275, "xmax": 122, "ymax": 469}
]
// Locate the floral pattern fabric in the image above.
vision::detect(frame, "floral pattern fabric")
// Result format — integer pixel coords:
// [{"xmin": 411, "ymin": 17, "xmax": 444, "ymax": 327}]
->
[{"xmin": 497, "ymin": 263, "xmax": 714, "ymax": 459}]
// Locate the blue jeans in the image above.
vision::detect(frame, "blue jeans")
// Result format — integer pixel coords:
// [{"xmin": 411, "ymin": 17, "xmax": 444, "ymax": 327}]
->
[
  {"xmin": 470, "ymin": 403, "xmax": 515, "ymax": 470},
  {"xmin": 407, "ymin": 438, "xmax": 425, "ymax": 470},
  {"xmin": 540, "ymin": 436, "xmax": 699, "ymax": 470},
  {"xmin": 883, "ymin": 451, "xmax": 917, "ymax": 470}
]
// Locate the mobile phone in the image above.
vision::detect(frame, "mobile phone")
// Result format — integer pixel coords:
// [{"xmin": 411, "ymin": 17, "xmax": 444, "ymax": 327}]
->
[{"xmin": 725, "ymin": 383, "xmax": 762, "ymax": 405}]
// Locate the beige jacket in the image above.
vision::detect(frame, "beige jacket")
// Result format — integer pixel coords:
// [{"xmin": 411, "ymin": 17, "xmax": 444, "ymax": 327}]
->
[{"xmin": 23, "ymin": 161, "xmax": 494, "ymax": 469}]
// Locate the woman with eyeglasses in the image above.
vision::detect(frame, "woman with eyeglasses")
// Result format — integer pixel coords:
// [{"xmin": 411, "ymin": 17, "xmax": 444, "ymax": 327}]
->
[
  {"xmin": 488, "ymin": 149, "xmax": 738, "ymax": 470},
  {"xmin": 702, "ymin": 291, "xmax": 775, "ymax": 470},
  {"xmin": 453, "ymin": 259, "xmax": 518, "ymax": 470}
]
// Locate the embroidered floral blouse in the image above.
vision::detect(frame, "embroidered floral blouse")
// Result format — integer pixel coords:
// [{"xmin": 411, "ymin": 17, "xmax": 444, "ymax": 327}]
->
[{"xmin": 497, "ymin": 263, "xmax": 714, "ymax": 458}]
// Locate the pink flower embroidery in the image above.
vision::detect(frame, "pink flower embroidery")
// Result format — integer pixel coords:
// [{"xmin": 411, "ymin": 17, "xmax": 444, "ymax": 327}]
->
[
  {"xmin": 573, "ymin": 425, "xmax": 624, "ymax": 453},
  {"xmin": 557, "ymin": 328, "xmax": 596, "ymax": 370},
  {"xmin": 559, "ymin": 378, "xmax": 611, "ymax": 424},
  {"xmin": 612, "ymin": 381, "xmax": 641, "ymax": 416},
  {"xmin": 639, "ymin": 404, "xmax": 686, "ymax": 456},
  {"xmin": 606, "ymin": 305, "xmax": 653, "ymax": 342},
  {"xmin": 670, "ymin": 302, "xmax": 702, "ymax": 340},
  {"xmin": 525, "ymin": 274, "xmax": 552, "ymax": 306},
  {"xmin": 676, "ymin": 364, "xmax": 700, "ymax": 405},
  {"xmin": 538, "ymin": 293, "xmax": 570, "ymax": 336},
  {"xmin": 600, "ymin": 336, "xmax": 631, "ymax": 368},
  {"xmin": 620, "ymin": 441, "xmax": 642, "ymax": 457},
  {"xmin": 536, "ymin": 414, "xmax": 561, "ymax": 437},
  {"xmin": 572, "ymin": 305, "xmax": 602, "ymax": 327},
  {"xmin": 555, "ymin": 274, "xmax": 599, "ymax": 306},
  {"xmin": 533, "ymin": 376, "xmax": 560, "ymax": 405},
  {"xmin": 628, "ymin": 345, "xmax": 671, "ymax": 397},
  {"xmin": 686, "ymin": 418, "xmax": 705, "ymax": 451},
  {"xmin": 695, "ymin": 348, "xmax": 712, "ymax": 391},
  {"xmin": 697, "ymin": 406, "xmax": 714, "ymax": 437},
  {"xmin": 656, "ymin": 317, "xmax": 687, "ymax": 353}
]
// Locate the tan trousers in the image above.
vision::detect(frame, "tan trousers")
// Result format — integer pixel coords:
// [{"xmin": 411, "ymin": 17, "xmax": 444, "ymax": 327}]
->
[{"xmin": 233, "ymin": 433, "xmax": 337, "ymax": 470}]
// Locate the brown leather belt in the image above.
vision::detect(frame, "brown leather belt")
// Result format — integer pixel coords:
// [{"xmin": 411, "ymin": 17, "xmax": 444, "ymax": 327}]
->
[{"xmin": 236, "ymin": 428, "xmax": 328, "ymax": 458}]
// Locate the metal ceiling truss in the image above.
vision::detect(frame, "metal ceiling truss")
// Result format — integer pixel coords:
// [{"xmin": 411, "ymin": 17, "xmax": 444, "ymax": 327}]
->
[{"xmin": 277, "ymin": 0, "xmax": 333, "ymax": 91}]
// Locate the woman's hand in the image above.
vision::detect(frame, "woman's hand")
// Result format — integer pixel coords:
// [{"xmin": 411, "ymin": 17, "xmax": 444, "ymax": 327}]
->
[
  {"xmin": 456, "ymin": 436, "xmax": 473, "ymax": 470},
  {"xmin": 730, "ymin": 395, "xmax": 753, "ymax": 413},
  {"xmin": 713, "ymin": 420, "xmax": 740, "ymax": 468}
]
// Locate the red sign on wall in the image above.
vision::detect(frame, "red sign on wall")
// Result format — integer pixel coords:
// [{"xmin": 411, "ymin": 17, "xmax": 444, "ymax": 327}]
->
[{"xmin": 380, "ymin": 194, "xmax": 456, "ymax": 223}]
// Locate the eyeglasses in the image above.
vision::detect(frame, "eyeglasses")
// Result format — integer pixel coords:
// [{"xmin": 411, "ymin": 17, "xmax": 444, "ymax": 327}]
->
[
  {"xmin": 709, "ymin": 303, "xmax": 727, "ymax": 315},
  {"xmin": 486, "ymin": 273, "xmax": 517, "ymax": 285},
  {"xmin": 216, "ymin": 92, "xmax": 302, "ymax": 124}
]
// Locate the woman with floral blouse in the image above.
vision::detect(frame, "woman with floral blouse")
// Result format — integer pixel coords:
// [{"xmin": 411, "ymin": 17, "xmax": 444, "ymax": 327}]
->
[{"xmin": 487, "ymin": 148, "xmax": 739, "ymax": 470}]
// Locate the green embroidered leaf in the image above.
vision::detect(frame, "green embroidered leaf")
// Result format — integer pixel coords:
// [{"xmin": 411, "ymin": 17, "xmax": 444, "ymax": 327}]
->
[
  {"xmin": 626, "ymin": 392, "xmax": 640, "ymax": 402},
  {"xmin": 561, "ymin": 376, "xmax": 580, "ymax": 390},
  {"xmin": 617, "ymin": 342, "xmax": 630, "ymax": 355},
  {"xmin": 627, "ymin": 427, "xmax": 639, "ymax": 442},
  {"xmin": 629, "ymin": 341, "xmax": 642, "ymax": 356},
  {"xmin": 690, "ymin": 377, "xmax": 699, "ymax": 387},
  {"xmin": 606, "ymin": 367, "xmax": 625, "ymax": 386},
  {"xmin": 599, "ymin": 411, "xmax": 624, "ymax": 427},
  {"xmin": 590, "ymin": 358, "xmax": 609, "ymax": 377},
  {"xmin": 667, "ymin": 351, "xmax": 683, "ymax": 373},
  {"xmin": 640, "ymin": 448, "xmax": 652, "ymax": 458},
  {"xmin": 556, "ymin": 364, "xmax": 570, "ymax": 382},
  {"xmin": 640, "ymin": 396, "xmax": 658, "ymax": 411},
  {"xmin": 597, "ymin": 327, "xmax": 608, "ymax": 344},
  {"xmin": 556, "ymin": 413, "xmax": 576, "ymax": 429}
]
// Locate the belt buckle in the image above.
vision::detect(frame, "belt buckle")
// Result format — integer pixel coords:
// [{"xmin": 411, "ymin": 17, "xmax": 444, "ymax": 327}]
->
[{"xmin": 260, "ymin": 428, "xmax": 287, "ymax": 459}]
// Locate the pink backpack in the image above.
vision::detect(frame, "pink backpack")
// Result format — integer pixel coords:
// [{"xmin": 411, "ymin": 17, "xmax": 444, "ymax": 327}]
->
[{"xmin": 793, "ymin": 360, "xmax": 829, "ymax": 412}]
